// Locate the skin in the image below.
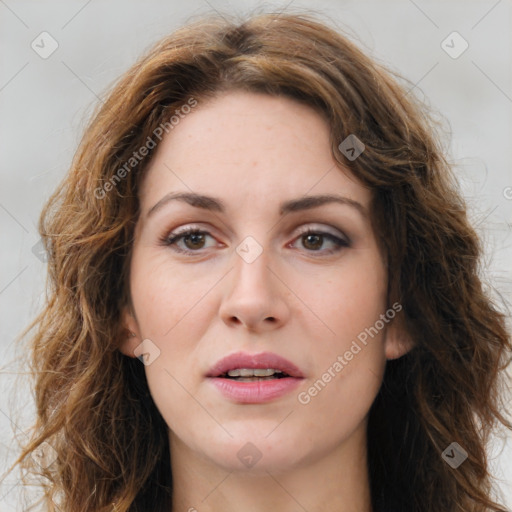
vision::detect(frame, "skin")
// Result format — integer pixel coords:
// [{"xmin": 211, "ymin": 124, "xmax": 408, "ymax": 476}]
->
[{"xmin": 120, "ymin": 90, "xmax": 411, "ymax": 512}]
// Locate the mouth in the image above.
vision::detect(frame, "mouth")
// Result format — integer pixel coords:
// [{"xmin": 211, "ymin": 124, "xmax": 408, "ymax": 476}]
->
[
  {"xmin": 206, "ymin": 351, "xmax": 304, "ymax": 403},
  {"xmin": 218, "ymin": 368, "xmax": 291, "ymax": 382},
  {"xmin": 207, "ymin": 351, "xmax": 304, "ymax": 379}
]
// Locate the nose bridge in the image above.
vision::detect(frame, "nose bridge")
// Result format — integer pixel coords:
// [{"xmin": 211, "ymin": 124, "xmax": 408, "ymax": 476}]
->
[
  {"xmin": 219, "ymin": 233, "xmax": 289, "ymax": 330},
  {"xmin": 231, "ymin": 234, "xmax": 275, "ymax": 297}
]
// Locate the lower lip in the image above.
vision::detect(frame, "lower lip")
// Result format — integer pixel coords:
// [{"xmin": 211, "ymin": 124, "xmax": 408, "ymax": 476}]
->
[{"xmin": 208, "ymin": 377, "xmax": 303, "ymax": 403}]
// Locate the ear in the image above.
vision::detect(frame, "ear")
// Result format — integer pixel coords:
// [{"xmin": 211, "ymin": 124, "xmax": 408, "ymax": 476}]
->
[
  {"xmin": 118, "ymin": 306, "xmax": 142, "ymax": 358},
  {"xmin": 383, "ymin": 303, "xmax": 415, "ymax": 360}
]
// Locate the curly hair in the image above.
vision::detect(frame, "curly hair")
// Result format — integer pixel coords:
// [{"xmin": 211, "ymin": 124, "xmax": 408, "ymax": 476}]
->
[{"xmin": 9, "ymin": 10, "xmax": 512, "ymax": 512}]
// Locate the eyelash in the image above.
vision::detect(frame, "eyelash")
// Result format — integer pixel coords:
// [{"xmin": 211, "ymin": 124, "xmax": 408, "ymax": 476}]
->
[{"xmin": 160, "ymin": 225, "xmax": 350, "ymax": 256}]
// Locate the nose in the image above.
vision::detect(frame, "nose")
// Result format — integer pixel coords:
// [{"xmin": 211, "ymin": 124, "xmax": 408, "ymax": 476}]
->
[{"xmin": 219, "ymin": 243, "xmax": 291, "ymax": 333}]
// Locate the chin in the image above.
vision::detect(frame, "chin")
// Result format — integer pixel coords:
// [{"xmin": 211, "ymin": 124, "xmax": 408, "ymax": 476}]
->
[{"xmin": 197, "ymin": 430, "xmax": 312, "ymax": 474}]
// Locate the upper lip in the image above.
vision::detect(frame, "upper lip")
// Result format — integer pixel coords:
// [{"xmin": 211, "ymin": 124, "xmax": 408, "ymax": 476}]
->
[{"xmin": 207, "ymin": 351, "xmax": 305, "ymax": 378}]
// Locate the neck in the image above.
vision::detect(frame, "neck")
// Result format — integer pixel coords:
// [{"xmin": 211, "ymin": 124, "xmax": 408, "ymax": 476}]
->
[{"xmin": 169, "ymin": 424, "xmax": 373, "ymax": 512}]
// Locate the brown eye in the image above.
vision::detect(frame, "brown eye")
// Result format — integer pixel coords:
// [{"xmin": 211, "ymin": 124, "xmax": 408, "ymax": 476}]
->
[
  {"xmin": 163, "ymin": 228, "xmax": 217, "ymax": 254},
  {"xmin": 302, "ymin": 233, "xmax": 323, "ymax": 250},
  {"xmin": 182, "ymin": 232, "xmax": 207, "ymax": 250},
  {"xmin": 292, "ymin": 229, "xmax": 350, "ymax": 254}
]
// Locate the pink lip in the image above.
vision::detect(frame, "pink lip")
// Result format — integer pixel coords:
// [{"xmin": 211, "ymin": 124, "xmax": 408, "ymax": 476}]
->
[
  {"xmin": 206, "ymin": 351, "xmax": 305, "ymax": 404},
  {"xmin": 207, "ymin": 351, "xmax": 304, "ymax": 378}
]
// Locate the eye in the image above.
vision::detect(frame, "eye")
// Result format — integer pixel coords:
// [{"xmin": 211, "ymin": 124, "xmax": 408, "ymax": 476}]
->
[
  {"xmin": 290, "ymin": 228, "xmax": 350, "ymax": 254},
  {"xmin": 162, "ymin": 227, "xmax": 218, "ymax": 254},
  {"xmin": 161, "ymin": 225, "xmax": 350, "ymax": 256}
]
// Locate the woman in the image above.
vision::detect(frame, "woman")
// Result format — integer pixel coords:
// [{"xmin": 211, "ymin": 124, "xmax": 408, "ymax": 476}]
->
[{"xmin": 11, "ymin": 11, "xmax": 511, "ymax": 512}]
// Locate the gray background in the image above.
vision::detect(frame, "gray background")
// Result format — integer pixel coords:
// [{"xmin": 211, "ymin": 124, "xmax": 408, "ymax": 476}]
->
[{"xmin": 1, "ymin": 0, "xmax": 511, "ymax": 509}]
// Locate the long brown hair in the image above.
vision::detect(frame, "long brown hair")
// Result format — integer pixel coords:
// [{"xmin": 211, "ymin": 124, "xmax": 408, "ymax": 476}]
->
[{"xmin": 9, "ymin": 10, "xmax": 511, "ymax": 512}]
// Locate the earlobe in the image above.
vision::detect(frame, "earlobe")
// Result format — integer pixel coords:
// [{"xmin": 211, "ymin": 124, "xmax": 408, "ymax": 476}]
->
[
  {"xmin": 118, "ymin": 308, "xmax": 141, "ymax": 358},
  {"xmin": 384, "ymin": 310, "xmax": 415, "ymax": 360}
]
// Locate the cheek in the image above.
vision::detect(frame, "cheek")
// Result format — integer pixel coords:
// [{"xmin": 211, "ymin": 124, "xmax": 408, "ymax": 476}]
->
[
  {"xmin": 296, "ymin": 355, "xmax": 384, "ymax": 460},
  {"xmin": 301, "ymin": 248, "xmax": 388, "ymax": 347},
  {"xmin": 129, "ymin": 247, "xmax": 215, "ymax": 338},
  {"xmin": 295, "ymin": 248, "xmax": 388, "ymax": 415},
  {"xmin": 128, "ymin": 248, "xmax": 221, "ymax": 423},
  {"xmin": 130, "ymin": 267, "xmax": 207, "ymax": 438}
]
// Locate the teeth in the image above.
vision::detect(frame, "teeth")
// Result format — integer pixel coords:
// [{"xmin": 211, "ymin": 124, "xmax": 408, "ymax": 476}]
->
[{"xmin": 226, "ymin": 368, "xmax": 283, "ymax": 377}]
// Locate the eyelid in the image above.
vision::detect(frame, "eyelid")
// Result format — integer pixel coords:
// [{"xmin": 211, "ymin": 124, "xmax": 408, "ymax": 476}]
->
[{"xmin": 293, "ymin": 223, "xmax": 349, "ymax": 242}]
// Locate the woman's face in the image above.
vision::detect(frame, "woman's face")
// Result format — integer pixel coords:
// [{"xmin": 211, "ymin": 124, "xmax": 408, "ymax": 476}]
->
[{"xmin": 121, "ymin": 90, "xmax": 407, "ymax": 473}]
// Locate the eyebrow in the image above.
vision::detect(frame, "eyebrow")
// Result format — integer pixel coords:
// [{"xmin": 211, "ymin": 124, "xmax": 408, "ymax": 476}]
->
[{"xmin": 146, "ymin": 191, "xmax": 367, "ymax": 219}]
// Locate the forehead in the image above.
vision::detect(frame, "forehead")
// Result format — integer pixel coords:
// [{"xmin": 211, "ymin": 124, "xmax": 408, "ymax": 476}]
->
[{"xmin": 139, "ymin": 91, "xmax": 370, "ymax": 215}]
